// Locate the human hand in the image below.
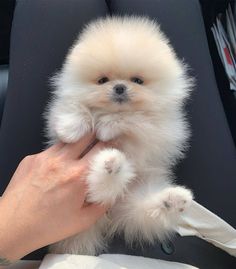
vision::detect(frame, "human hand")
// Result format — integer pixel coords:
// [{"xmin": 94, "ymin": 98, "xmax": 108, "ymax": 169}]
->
[{"xmin": 0, "ymin": 133, "xmax": 108, "ymax": 261}]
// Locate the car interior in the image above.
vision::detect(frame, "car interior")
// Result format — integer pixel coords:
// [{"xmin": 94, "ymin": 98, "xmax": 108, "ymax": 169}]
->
[{"xmin": 0, "ymin": 1, "xmax": 235, "ymax": 268}]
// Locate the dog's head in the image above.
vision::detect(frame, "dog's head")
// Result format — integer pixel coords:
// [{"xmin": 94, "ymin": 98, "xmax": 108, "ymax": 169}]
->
[{"xmin": 54, "ymin": 17, "xmax": 191, "ymax": 114}]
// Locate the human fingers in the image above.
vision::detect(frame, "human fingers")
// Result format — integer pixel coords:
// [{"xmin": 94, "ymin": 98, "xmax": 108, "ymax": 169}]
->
[
  {"xmin": 68, "ymin": 141, "xmax": 105, "ymax": 185},
  {"xmin": 44, "ymin": 142, "xmax": 65, "ymax": 155},
  {"xmin": 60, "ymin": 133, "xmax": 96, "ymax": 159},
  {"xmin": 79, "ymin": 141, "xmax": 105, "ymax": 164}
]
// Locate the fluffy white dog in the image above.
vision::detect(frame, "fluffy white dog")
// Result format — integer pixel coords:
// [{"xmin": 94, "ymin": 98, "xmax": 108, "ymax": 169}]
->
[{"xmin": 45, "ymin": 16, "xmax": 194, "ymax": 255}]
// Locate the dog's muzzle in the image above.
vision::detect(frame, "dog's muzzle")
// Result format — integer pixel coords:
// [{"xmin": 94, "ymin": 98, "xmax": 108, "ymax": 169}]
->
[{"xmin": 111, "ymin": 84, "xmax": 129, "ymax": 104}]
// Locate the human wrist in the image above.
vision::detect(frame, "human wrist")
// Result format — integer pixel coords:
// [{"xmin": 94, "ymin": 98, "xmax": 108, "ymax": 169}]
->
[{"xmin": 0, "ymin": 197, "xmax": 34, "ymax": 262}]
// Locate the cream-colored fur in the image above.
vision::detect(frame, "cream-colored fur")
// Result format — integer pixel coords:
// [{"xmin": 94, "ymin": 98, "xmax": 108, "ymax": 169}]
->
[{"xmin": 45, "ymin": 16, "xmax": 194, "ymax": 255}]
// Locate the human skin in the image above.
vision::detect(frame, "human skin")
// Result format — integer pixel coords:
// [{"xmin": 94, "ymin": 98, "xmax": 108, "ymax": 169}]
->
[{"xmin": 0, "ymin": 133, "xmax": 108, "ymax": 262}]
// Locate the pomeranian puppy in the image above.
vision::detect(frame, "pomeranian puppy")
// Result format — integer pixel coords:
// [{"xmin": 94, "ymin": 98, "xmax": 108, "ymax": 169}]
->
[{"xmin": 45, "ymin": 16, "xmax": 194, "ymax": 255}]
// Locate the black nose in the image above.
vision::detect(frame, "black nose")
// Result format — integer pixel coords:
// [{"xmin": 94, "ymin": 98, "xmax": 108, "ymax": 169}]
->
[{"xmin": 114, "ymin": 84, "xmax": 127, "ymax": 95}]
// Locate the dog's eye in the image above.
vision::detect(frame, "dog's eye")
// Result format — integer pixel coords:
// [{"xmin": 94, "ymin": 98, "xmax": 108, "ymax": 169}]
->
[
  {"xmin": 97, "ymin": 77, "xmax": 109, "ymax": 84},
  {"xmin": 131, "ymin": 77, "xmax": 144, "ymax": 85}
]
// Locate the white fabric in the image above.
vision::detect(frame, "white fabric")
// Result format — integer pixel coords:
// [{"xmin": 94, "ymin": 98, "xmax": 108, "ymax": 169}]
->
[
  {"xmin": 38, "ymin": 201, "xmax": 236, "ymax": 269},
  {"xmin": 177, "ymin": 201, "xmax": 236, "ymax": 257},
  {"xmin": 39, "ymin": 254, "xmax": 198, "ymax": 269}
]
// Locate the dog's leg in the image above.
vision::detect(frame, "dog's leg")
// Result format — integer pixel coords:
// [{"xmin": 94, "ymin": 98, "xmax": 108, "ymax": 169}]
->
[
  {"xmin": 86, "ymin": 148, "xmax": 135, "ymax": 205},
  {"xmin": 111, "ymin": 180, "xmax": 193, "ymax": 243},
  {"xmin": 144, "ymin": 185, "xmax": 193, "ymax": 220},
  {"xmin": 46, "ymin": 100, "xmax": 93, "ymax": 143},
  {"xmin": 51, "ymin": 149, "xmax": 134, "ymax": 255}
]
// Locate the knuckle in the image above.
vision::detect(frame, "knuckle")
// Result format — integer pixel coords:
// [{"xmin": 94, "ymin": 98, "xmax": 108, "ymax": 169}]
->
[
  {"xmin": 19, "ymin": 154, "xmax": 38, "ymax": 170},
  {"xmin": 67, "ymin": 167, "xmax": 81, "ymax": 182},
  {"xmin": 68, "ymin": 164, "xmax": 87, "ymax": 182},
  {"xmin": 33, "ymin": 152, "xmax": 47, "ymax": 164},
  {"xmin": 78, "ymin": 163, "xmax": 89, "ymax": 178},
  {"xmin": 77, "ymin": 159, "xmax": 89, "ymax": 172},
  {"xmin": 78, "ymin": 162, "xmax": 89, "ymax": 175},
  {"xmin": 47, "ymin": 157, "xmax": 61, "ymax": 172},
  {"xmin": 22, "ymin": 154, "xmax": 35, "ymax": 164}
]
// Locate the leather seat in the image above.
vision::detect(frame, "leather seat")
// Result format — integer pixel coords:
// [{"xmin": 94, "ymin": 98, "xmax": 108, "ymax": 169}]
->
[{"xmin": 0, "ymin": 65, "xmax": 8, "ymax": 127}]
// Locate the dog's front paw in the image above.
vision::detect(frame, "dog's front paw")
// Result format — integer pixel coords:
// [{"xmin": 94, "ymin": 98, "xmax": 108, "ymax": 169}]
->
[
  {"xmin": 55, "ymin": 116, "xmax": 92, "ymax": 143},
  {"xmin": 86, "ymin": 148, "xmax": 135, "ymax": 205},
  {"xmin": 147, "ymin": 186, "xmax": 193, "ymax": 219}
]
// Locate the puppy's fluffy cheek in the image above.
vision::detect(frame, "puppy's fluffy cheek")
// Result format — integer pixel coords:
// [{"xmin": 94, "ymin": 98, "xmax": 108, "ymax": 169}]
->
[
  {"xmin": 129, "ymin": 87, "xmax": 155, "ymax": 109},
  {"xmin": 84, "ymin": 88, "xmax": 110, "ymax": 108}
]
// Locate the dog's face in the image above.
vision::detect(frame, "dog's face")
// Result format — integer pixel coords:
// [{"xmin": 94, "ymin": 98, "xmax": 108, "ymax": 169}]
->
[{"xmin": 58, "ymin": 17, "xmax": 189, "ymax": 113}]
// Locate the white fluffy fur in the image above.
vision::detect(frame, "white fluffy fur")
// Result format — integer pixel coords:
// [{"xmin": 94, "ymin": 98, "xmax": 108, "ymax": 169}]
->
[
  {"xmin": 45, "ymin": 16, "xmax": 194, "ymax": 255},
  {"xmin": 86, "ymin": 148, "xmax": 136, "ymax": 205}
]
